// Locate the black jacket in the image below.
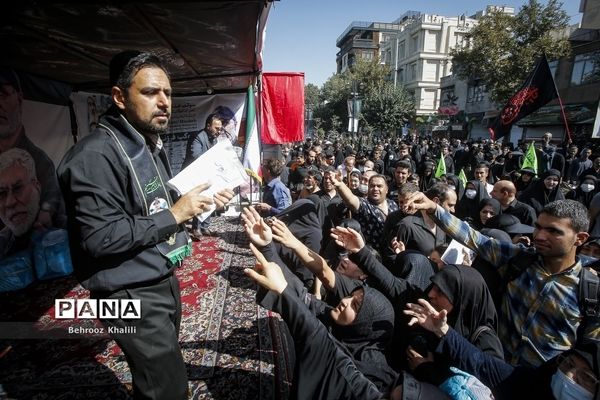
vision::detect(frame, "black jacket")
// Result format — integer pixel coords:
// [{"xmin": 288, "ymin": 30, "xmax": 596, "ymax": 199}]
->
[{"xmin": 57, "ymin": 108, "xmax": 182, "ymax": 291}]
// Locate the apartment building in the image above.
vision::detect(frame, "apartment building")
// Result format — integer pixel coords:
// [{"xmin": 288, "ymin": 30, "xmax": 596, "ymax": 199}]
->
[
  {"xmin": 379, "ymin": 12, "xmax": 481, "ymax": 115},
  {"xmin": 336, "ymin": 13, "xmax": 421, "ymax": 74}
]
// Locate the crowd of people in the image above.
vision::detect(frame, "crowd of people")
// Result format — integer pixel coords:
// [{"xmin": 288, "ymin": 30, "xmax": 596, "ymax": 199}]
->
[
  {"xmin": 3, "ymin": 47, "xmax": 600, "ymax": 399},
  {"xmin": 243, "ymin": 132, "xmax": 600, "ymax": 399}
]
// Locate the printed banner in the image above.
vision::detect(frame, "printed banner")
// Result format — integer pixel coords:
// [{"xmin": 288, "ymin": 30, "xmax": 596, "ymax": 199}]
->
[{"xmin": 71, "ymin": 92, "xmax": 246, "ymax": 175}]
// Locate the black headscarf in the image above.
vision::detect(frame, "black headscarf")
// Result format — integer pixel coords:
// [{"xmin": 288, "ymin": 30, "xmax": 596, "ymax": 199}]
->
[
  {"xmin": 429, "ymin": 265, "xmax": 498, "ymax": 339},
  {"xmin": 393, "ymin": 251, "xmax": 438, "ymax": 291},
  {"xmin": 331, "ymin": 285, "xmax": 397, "ymax": 392},
  {"xmin": 566, "ymin": 175, "xmax": 597, "ymax": 208},
  {"xmin": 418, "ymin": 161, "xmax": 437, "ymax": 192},
  {"xmin": 519, "ymin": 169, "xmax": 565, "ymax": 215},
  {"xmin": 445, "ymin": 174, "xmax": 465, "ymax": 202},
  {"xmin": 455, "ymin": 180, "xmax": 490, "ymax": 222},
  {"xmin": 473, "ymin": 198, "xmax": 501, "ymax": 231}
]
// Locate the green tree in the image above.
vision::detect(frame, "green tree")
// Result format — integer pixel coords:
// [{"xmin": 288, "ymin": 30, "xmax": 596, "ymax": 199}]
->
[
  {"xmin": 361, "ymin": 82, "xmax": 415, "ymax": 138},
  {"xmin": 304, "ymin": 83, "xmax": 320, "ymax": 109},
  {"xmin": 316, "ymin": 59, "xmax": 414, "ymax": 136},
  {"xmin": 451, "ymin": 0, "xmax": 570, "ymax": 104}
]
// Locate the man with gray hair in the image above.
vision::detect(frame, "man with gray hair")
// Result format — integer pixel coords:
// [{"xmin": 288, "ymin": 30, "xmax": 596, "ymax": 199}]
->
[
  {"xmin": 0, "ymin": 148, "xmax": 42, "ymax": 257},
  {"xmin": 0, "ymin": 68, "xmax": 64, "ymax": 231}
]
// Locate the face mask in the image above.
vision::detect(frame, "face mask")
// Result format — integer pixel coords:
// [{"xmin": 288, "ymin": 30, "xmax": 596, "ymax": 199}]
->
[
  {"xmin": 359, "ymin": 184, "xmax": 368, "ymax": 194},
  {"xmin": 551, "ymin": 369, "xmax": 593, "ymax": 400},
  {"xmin": 448, "ymin": 185, "xmax": 456, "ymax": 192},
  {"xmin": 581, "ymin": 184, "xmax": 595, "ymax": 193},
  {"xmin": 465, "ymin": 189, "xmax": 477, "ymax": 199}
]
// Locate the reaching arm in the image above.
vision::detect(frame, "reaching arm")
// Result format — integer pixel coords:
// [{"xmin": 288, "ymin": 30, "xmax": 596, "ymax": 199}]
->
[
  {"xmin": 331, "ymin": 226, "xmax": 418, "ymax": 302},
  {"xmin": 271, "ymin": 218, "xmax": 336, "ymax": 290},
  {"xmin": 244, "ymin": 246, "xmax": 382, "ymax": 400},
  {"xmin": 403, "ymin": 192, "xmax": 523, "ymax": 267},
  {"xmin": 404, "ymin": 299, "xmax": 517, "ymax": 388},
  {"xmin": 330, "ymin": 173, "xmax": 360, "ymax": 213}
]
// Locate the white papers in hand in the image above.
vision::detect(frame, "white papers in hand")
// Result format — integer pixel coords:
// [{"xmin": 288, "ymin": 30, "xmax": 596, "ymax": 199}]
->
[
  {"xmin": 441, "ymin": 239, "xmax": 475, "ymax": 265},
  {"xmin": 168, "ymin": 140, "xmax": 248, "ymax": 221}
]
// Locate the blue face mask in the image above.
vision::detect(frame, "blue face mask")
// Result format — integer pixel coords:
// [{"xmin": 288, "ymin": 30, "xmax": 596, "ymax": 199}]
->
[{"xmin": 551, "ymin": 369, "xmax": 594, "ymax": 400}]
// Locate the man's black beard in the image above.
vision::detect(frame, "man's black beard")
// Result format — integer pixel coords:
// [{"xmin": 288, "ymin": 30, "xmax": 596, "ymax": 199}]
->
[{"xmin": 140, "ymin": 122, "xmax": 168, "ymax": 136}]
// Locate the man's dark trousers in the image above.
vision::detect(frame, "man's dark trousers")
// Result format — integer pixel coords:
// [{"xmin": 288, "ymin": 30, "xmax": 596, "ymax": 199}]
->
[{"xmin": 92, "ymin": 273, "xmax": 188, "ymax": 400}]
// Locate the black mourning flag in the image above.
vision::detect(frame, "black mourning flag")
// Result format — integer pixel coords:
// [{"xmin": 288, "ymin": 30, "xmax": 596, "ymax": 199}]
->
[{"xmin": 490, "ymin": 54, "xmax": 558, "ymax": 140}]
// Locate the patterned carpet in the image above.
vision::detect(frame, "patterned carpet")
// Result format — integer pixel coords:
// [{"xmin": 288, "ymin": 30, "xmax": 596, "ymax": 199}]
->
[{"xmin": 0, "ymin": 216, "xmax": 292, "ymax": 399}]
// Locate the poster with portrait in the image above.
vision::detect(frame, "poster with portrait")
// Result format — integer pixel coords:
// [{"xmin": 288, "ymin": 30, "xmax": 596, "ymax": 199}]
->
[
  {"xmin": 0, "ymin": 69, "xmax": 72, "ymax": 286},
  {"xmin": 162, "ymin": 93, "xmax": 246, "ymax": 175},
  {"xmin": 71, "ymin": 91, "xmax": 246, "ymax": 175}
]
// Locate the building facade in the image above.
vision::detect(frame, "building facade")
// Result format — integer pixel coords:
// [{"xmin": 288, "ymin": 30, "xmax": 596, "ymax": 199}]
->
[
  {"xmin": 379, "ymin": 12, "xmax": 480, "ymax": 115},
  {"xmin": 518, "ymin": 0, "xmax": 599, "ymax": 142}
]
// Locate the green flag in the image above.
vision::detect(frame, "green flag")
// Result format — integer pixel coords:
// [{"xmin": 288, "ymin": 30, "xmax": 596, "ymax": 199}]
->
[
  {"xmin": 458, "ymin": 169, "xmax": 467, "ymax": 187},
  {"xmin": 521, "ymin": 142, "xmax": 538, "ymax": 174},
  {"xmin": 434, "ymin": 154, "xmax": 446, "ymax": 178}
]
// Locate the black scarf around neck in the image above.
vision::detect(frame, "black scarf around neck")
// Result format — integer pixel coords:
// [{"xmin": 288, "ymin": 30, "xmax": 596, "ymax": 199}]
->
[{"xmin": 100, "ymin": 108, "xmax": 191, "ymax": 267}]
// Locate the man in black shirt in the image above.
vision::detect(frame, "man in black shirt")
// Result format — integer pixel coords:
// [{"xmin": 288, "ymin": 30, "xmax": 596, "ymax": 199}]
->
[
  {"xmin": 490, "ymin": 180, "xmax": 537, "ymax": 226},
  {"xmin": 58, "ymin": 51, "xmax": 233, "ymax": 400}
]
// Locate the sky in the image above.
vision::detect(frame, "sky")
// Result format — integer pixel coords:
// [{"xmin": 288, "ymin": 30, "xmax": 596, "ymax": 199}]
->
[{"xmin": 261, "ymin": 0, "xmax": 583, "ymax": 87}]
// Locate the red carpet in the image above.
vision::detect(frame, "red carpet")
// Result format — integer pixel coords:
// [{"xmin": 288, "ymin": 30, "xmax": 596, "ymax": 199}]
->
[{"xmin": 0, "ymin": 217, "xmax": 292, "ymax": 399}]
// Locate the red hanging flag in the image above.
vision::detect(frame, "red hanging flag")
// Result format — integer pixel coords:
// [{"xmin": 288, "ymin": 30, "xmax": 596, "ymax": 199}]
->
[
  {"xmin": 260, "ymin": 72, "xmax": 305, "ymax": 144},
  {"xmin": 490, "ymin": 54, "xmax": 558, "ymax": 140}
]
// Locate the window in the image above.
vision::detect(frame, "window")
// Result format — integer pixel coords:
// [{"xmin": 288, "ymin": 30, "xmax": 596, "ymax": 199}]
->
[
  {"xmin": 453, "ymin": 33, "xmax": 465, "ymax": 50},
  {"xmin": 571, "ymin": 51, "xmax": 600, "ymax": 86},
  {"xmin": 398, "ymin": 68, "xmax": 405, "ymax": 82},
  {"xmin": 411, "ymin": 34, "xmax": 419, "ymax": 53},
  {"xmin": 341, "ymin": 53, "xmax": 349, "ymax": 72},
  {"xmin": 362, "ymin": 50, "xmax": 374, "ymax": 60},
  {"xmin": 467, "ymin": 83, "xmax": 486, "ymax": 103},
  {"xmin": 441, "ymin": 87, "xmax": 456, "ymax": 106},
  {"xmin": 424, "ymin": 30, "xmax": 438, "ymax": 52},
  {"xmin": 410, "ymin": 62, "xmax": 417, "ymax": 80},
  {"xmin": 398, "ymin": 41, "xmax": 405, "ymax": 59},
  {"xmin": 421, "ymin": 89, "xmax": 436, "ymax": 109},
  {"xmin": 423, "ymin": 60, "xmax": 438, "ymax": 81}
]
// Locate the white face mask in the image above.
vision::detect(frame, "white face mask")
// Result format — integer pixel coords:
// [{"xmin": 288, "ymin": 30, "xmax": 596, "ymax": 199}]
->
[
  {"xmin": 551, "ymin": 369, "xmax": 594, "ymax": 400},
  {"xmin": 448, "ymin": 185, "xmax": 456, "ymax": 192},
  {"xmin": 358, "ymin": 184, "xmax": 368, "ymax": 194},
  {"xmin": 581, "ymin": 184, "xmax": 595, "ymax": 193},
  {"xmin": 465, "ymin": 189, "xmax": 477, "ymax": 199}
]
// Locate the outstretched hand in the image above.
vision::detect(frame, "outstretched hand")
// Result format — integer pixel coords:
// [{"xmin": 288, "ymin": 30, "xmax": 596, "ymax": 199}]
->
[
  {"xmin": 402, "ymin": 191, "xmax": 437, "ymax": 215},
  {"xmin": 330, "ymin": 226, "xmax": 364, "ymax": 254},
  {"xmin": 241, "ymin": 206, "xmax": 272, "ymax": 247},
  {"xmin": 244, "ymin": 243, "xmax": 288, "ymax": 294},
  {"xmin": 403, "ymin": 298, "xmax": 450, "ymax": 338},
  {"xmin": 271, "ymin": 218, "xmax": 300, "ymax": 249}
]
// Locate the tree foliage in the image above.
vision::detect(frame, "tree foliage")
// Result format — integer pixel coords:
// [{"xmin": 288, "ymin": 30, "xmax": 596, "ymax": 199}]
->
[
  {"xmin": 304, "ymin": 83, "xmax": 320, "ymax": 109},
  {"xmin": 451, "ymin": 0, "xmax": 570, "ymax": 104},
  {"xmin": 361, "ymin": 82, "xmax": 414, "ymax": 136},
  {"xmin": 311, "ymin": 58, "xmax": 414, "ymax": 137}
]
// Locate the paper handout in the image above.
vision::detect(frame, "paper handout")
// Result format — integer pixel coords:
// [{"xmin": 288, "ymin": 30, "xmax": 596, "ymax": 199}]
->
[
  {"xmin": 441, "ymin": 239, "xmax": 476, "ymax": 265},
  {"xmin": 168, "ymin": 140, "xmax": 248, "ymax": 221}
]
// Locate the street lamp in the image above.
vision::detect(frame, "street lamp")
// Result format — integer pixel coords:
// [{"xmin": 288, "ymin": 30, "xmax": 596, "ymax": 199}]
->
[
  {"xmin": 347, "ymin": 80, "xmax": 363, "ymax": 137},
  {"xmin": 305, "ymin": 104, "xmax": 313, "ymax": 139}
]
